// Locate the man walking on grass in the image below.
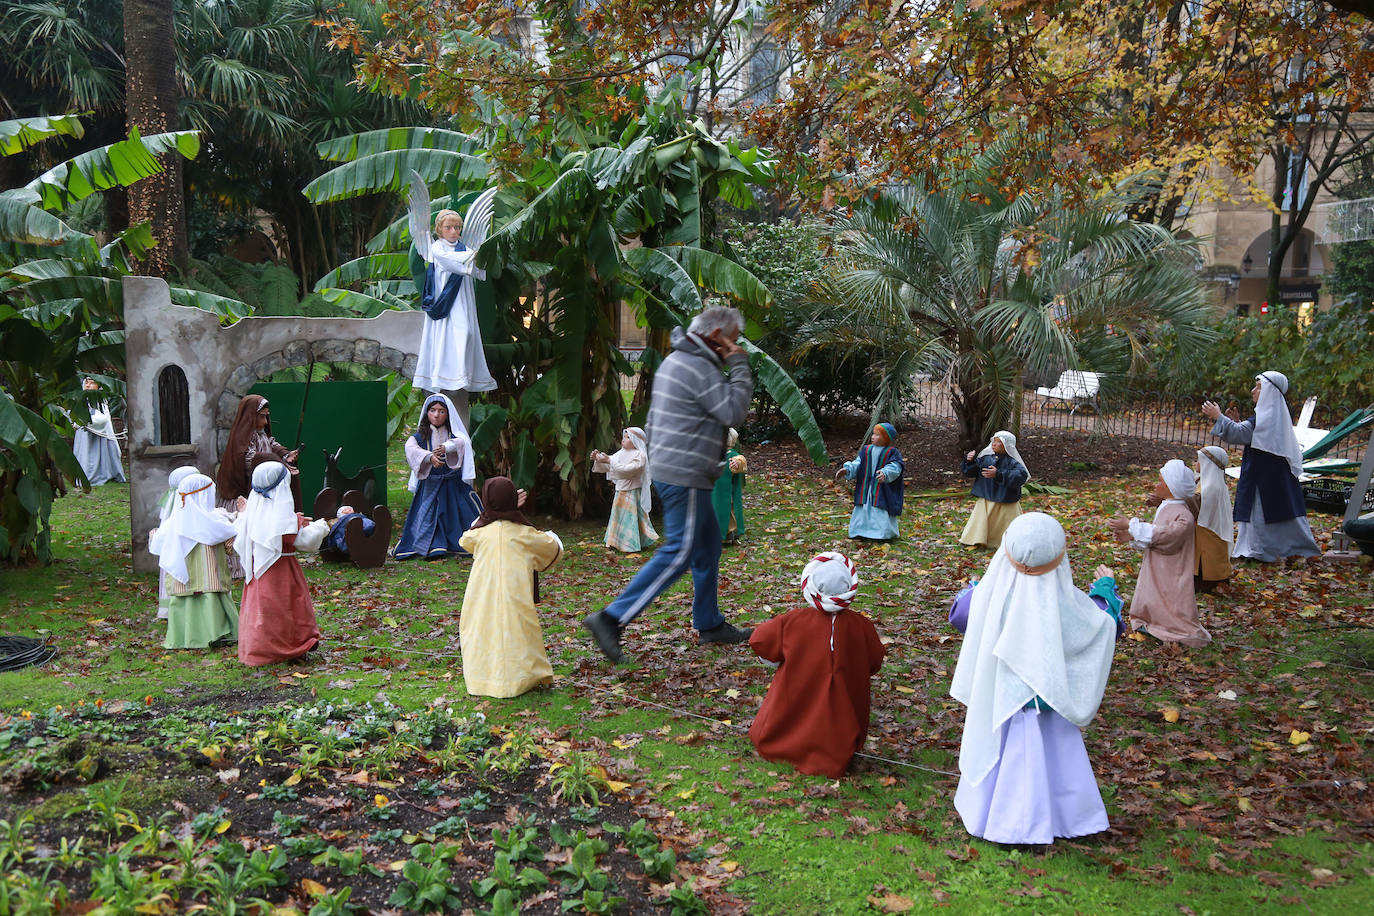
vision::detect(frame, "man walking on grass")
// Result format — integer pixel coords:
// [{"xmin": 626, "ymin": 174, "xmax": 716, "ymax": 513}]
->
[{"xmin": 583, "ymin": 306, "xmax": 754, "ymax": 662}]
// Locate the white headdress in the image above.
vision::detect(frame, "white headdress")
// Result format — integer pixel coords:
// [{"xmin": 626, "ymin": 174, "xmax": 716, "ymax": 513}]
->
[
  {"xmin": 233, "ymin": 462, "xmax": 299, "ymax": 582},
  {"xmin": 408, "ymin": 393, "xmax": 476, "ymax": 491},
  {"xmin": 949, "ymin": 512, "xmax": 1116, "ymax": 786},
  {"xmin": 1196, "ymin": 446, "xmax": 1232, "ymax": 545},
  {"xmin": 625, "ymin": 426, "xmax": 652, "ymax": 512},
  {"xmin": 977, "ymin": 430, "xmax": 1030, "ymax": 480},
  {"xmin": 1159, "ymin": 459, "xmax": 1195, "ymax": 501},
  {"xmin": 159, "ymin": 465, "xmax": 200, "ymax": 523},
  {"xmin": 1251, "ymin": 372, "xmax": 1304, "ymax": 478},
  {"xmin": 148, "ymin": 473, "xmax": 236, "ymax": 584},
  {"xmin": 800, "ymin": 552, "xmax": 859, "ymax": 614}
]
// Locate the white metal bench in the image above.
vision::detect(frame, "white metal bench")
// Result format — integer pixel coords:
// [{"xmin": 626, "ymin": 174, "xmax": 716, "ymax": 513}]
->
[
  {"xmin": 1035, "ymin": 370, "xmax": 1101, "ymax": 414},
  {"xmin": 1293, "ymin": 396, "xmax": 1328, "ymax": 452}
]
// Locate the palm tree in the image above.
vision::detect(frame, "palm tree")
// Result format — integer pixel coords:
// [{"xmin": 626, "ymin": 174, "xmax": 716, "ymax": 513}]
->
[
  {"xmin": 808, "ymin": 152, "xmax": 1216, "ymax": 451},
  {"xmin": 176, "ymin": 0, "xmax": 435, "ymax": 288},
  {"xmin": 125, "ymin": 0, "xmax": 186, "ymax": 274}
]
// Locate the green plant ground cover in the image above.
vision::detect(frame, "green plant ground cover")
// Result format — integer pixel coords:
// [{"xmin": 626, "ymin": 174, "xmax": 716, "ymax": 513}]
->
[{"xmin": 1, "ymin": 443, "xmax": 1372, "ymax": 914}]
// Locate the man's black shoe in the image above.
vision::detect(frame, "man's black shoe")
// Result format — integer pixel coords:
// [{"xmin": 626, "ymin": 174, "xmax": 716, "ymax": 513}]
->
[
  {"xmin": 583, "ymin": 611, "xmax": 623, "ymax": 663},
  {"xmin": 699, "ymin": 621, "xmax": 752, "ymax": 645}
]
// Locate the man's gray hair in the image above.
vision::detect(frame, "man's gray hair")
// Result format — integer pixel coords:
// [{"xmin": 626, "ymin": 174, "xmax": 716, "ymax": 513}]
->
[{"xmin": 687, "ymin": 305, "xmax": 744, "ymax": 338}]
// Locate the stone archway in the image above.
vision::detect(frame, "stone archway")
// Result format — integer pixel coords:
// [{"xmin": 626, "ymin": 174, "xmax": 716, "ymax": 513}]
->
[{"xmin": 123, "ymin": 276, "xmax": 428, "ymax": 572}]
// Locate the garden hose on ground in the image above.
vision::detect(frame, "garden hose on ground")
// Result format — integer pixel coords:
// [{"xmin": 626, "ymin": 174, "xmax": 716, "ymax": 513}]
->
[{"xmin": 0, "ymin": 635, "xmax": 58, "ymax": 672}]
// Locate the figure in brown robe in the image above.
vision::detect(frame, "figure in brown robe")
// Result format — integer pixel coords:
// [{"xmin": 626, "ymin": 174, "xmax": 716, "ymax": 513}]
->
[
  {"xmin": 216, "ymin": 394, "xmax": 303, "ymax": 512},
  {"xmin": 748, "ymin": 552, "xmax": 886, "ymax": 778},
  {"xmin": 1109, "ymin": 460, "xmax": 1210, "ymax": 647}
]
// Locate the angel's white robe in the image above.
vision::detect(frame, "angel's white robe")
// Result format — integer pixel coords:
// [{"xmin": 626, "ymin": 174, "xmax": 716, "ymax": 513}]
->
[{"xmin": 413, "ymin": 238, "xmax": 497, "ymax": 393}]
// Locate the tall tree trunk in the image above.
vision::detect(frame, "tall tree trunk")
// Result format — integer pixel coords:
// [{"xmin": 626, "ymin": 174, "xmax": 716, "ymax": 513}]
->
[{"xmin": 124, "ymin": 0, "xmax": 187, "ymax": 276}]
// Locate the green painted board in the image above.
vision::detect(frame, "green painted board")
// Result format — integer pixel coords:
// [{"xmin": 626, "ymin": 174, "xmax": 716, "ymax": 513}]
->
[{"xmin": 248, "ymin": 381, "xmax": 388, "ymax": 508}]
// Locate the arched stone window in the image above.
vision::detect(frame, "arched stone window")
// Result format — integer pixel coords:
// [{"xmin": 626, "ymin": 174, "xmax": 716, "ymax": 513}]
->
[{"xmin": 156, "ymin": 365, "xmax": 191, "ymax": 445}]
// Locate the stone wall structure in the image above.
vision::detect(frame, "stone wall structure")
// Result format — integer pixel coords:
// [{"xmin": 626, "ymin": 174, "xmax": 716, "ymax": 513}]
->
[{"xmin": 123, "ymin": 276, "xmax": 427, "ymax": 573}]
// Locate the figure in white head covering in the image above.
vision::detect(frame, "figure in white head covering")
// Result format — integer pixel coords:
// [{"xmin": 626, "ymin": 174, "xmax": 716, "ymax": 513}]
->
[
  {"xmin": 148, "ymin": 473, "xmax": 239, "ymax": 649},
  {"xmin": 393, "ymin": 393, "xmax": 484, "ymax": 560},
  {"xmin": 591, "ymin": 427, "xmax": 659, "ymax": 552},
  {"xmin": 712, "ymin": 427, "xmax": 747, "ymax": 545},
  {"xmin": 1201, "ymin": 371, "xmax": 1319, "ymax": 562},
  {"xmin": 1109, "ymin": 460, "xmax": 1210, "ymax": 647},
  {"xmin": 153, "ymin": 465, "xmax": 202, "ymax": 619},
  {"xmin": 960, "ymin": 430, "xmax": 1030, "ymax": 549},
  {"xmin": 748, "ymin": 552, "xmax": 886, "ymax": 778},
  {"xmin": 72, "ymin": 377, "xmax": 125, "ymax": 486},
  {"xmin": 949, "ymin": 512, "xmax": 1122, "ymax": 844},
  {"xmin": 1195, "ymin": 446, "xmax": 1234, "ymax": 591},
  {"xmin": 233, "ymin": 462, "xmax": 322, "ymax": 666}
]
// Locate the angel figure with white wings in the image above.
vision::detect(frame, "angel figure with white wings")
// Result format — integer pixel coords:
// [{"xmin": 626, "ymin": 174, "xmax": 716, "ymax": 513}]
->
[{"xmin": 410, "ymin": 175, "xmax": 499, "ymax": 398}]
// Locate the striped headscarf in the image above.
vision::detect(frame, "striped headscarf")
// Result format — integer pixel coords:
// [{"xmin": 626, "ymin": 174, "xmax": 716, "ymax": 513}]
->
[{"xmin": 800, "ymin": 551, "xmax": 859, "ymax": 614}]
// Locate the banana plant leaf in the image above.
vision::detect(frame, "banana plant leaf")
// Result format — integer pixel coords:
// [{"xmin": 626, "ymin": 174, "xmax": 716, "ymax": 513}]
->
[
  {"xmin": 25, "ymin": 130, "xmax": 201, "ymax": 211},
  {"xmin": 303, "ymin": 150, "xmax": 487, "ymax": 203},
  {"xmin": 0, "ymin": 190, "xmax": 81, "ymax": 245},
  {"xmin": 0, "ymin": 114, "xmax": 86, "ymax": 156},
  {"xmin": 314, "ymin": 253, "xmax": 413, "ymax": 291},
  {"xmin": 166, "ymin": 287, "xmax": 253, "ymax": 322},
  {"xmin": 317, "ymin": 287, "xmax": 398, "ymax": 317},
  {"xmin": 479, "ymin": 169, "xmax": 597, "ymax": 277},
  {"xmin": 316, "ymin": 127, "xmax": 480, "ymax": 162},
  {"xmin": 468, "ymin": 403, "xmax": 510, "ymax": 457}
]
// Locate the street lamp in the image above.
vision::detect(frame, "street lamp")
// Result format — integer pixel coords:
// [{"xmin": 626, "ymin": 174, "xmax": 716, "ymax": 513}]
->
[{"xmin": 1242, "ymin": 253, "xmax": 1253, "ymax": 273}]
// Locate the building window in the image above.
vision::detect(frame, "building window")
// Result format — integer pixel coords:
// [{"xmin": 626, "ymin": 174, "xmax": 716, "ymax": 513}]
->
[
  {"xmin": 749, "ymin": 43, "xmax": 782, "ymax": 106},
  {"xmin": 156, "ymin": 365, "xmax": 191, "ymax": 445}
]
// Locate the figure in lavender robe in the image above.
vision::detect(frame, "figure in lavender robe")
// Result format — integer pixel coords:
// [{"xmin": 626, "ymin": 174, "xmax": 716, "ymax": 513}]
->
[{"xmin": 949, "ymin": 512, "xmax": 1122, "ymax": 845}]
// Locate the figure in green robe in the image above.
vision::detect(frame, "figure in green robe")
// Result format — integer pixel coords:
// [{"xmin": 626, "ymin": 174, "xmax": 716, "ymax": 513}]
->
[{"xmin": 712, "ymin": 428, "xmax": 747, "ymax": 545}]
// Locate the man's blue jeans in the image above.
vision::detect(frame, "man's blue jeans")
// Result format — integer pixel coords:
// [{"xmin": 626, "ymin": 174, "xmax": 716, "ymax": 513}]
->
[{"xmin": 603, "ymin": 482, "xmax": 725, "ymax": 632}]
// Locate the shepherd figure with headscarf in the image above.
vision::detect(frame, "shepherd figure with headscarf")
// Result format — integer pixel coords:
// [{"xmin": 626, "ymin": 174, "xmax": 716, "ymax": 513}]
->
[
  {"xmin": 949, "ymin": 512, "xmax": 1124, "ymax": 845},
  {"xmin": 393, "ymin": 394, "xmax": 483, "ymax": 560},
  {"xmin": 1109, "ymin": 460, "xmax": 1210, "ymax": 647},
  {"xmin": 457, "ymin": 478, "xmax": 562, "ymax": 698},
  {"xmin": 1195, "ymin": 446, "xmax": 1234, "ymax": 591},
  {"xmin": 1201, "ymin": 372, "xmax": 1319, "ymax": 562},
  {"xmin": 234, "ymin": 462, "xmax": 325, "ymax": 666},
  {"xmin": 836, "ymin": 421, "xmax": 905, "ymax": 541},
  {"xmin": 591, "ymin": 427, "xmax": 658, "ymax": 552},
  {"xmin": 711, "ymin": 427, "xmax": 747, "ymax": 545},
  {"xmin": 959, "ymin": 430, "xmax": 1029, "ymax": 549},
  {"xmin": 747, "ymin": 552, "xmax": 886, "ymax": 778},
  {"xmin": 153, "ymin": 465, "xmax": 201, "ymax": 619},
  {"xmin": 148, "ymin": 473, "xmax": 239, "ymax": 649}
]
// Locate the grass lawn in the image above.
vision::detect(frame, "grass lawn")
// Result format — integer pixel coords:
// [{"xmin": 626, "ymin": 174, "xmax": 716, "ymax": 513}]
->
[{"xmin": 1, "ymin": 444, "xmax": 1371, "ymax": 913}]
